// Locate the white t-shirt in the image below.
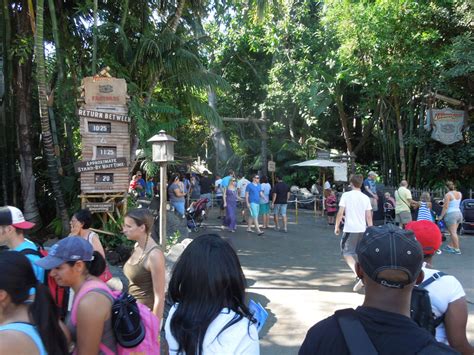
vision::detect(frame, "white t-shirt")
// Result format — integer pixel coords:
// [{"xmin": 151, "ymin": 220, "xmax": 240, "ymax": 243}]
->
[
  {"xmin": 215, "ymin": 179, "xmax": 223, "ymax": 197},
  {"xmin": 422, "ymin": 266, "xmax": 466, "ymax": 344},
  {"xmin": 260, "ymin": 183, "xmax": 271, "ymax": 204},
  {"xmin": 237, "ymin": 178, "xmax": 250, "ymax": 198},
  {"xmin": 339, "ymin": 189, "xmax": 371, "ymax": 233},
  {"xmin": 166, "ymin": 304, "xmax": 260, "ymax": 355}
]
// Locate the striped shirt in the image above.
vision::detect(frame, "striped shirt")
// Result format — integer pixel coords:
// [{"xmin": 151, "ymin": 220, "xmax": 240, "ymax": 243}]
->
[{"xmin": 417, "ymin": 202, "xmax": 434, "ymax": 222}]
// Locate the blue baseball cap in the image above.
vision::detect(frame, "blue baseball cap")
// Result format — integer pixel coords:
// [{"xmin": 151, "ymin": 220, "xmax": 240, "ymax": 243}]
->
[{"xmin": 35, "ymin": 236, "xmax": 94, "ymax": 270}]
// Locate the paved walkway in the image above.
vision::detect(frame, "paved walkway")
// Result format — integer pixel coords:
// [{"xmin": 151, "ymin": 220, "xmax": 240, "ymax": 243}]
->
[{"xmin": 199, "ymin": 208, "xmax": 474, "ymax": 354}]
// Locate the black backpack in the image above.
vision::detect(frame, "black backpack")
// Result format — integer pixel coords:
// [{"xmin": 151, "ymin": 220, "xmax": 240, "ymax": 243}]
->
[{"xmin": 410, "ymin": 272, "xmax": 446, "ymax": 336}]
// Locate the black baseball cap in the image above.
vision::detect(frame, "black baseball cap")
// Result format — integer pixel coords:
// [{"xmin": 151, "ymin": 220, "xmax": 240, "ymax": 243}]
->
[{"xmin": 357, "ymin": 224, "xmax": 423, "ymax": 289}]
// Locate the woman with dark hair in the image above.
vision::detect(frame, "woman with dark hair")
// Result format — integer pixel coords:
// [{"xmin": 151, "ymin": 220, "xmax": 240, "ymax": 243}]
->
[
  {"xmin": 0, "ymin": 251, "xmax": 68, "ymax": 355},
  {"xmin": 70, "ymin": 209, "xmax": 111, "ymax": 282},
  {"xmin": 439, "ymin": 181, "xmax": 463, "ymax": 255},
  {"xmin": 168, "ymin": 174, "xmax": 186, "ymax": 217},
  {"xmin": 165, "ymin": 234, "xmax": 259, "ymax": 354},
  {"xmin": 123, "ymin": 208, "xmax": 165, "ymax": 319},
  {"xmin": 70, "ymin": 209, "xmax": 106, "ymax": 258},
  {"xmin": 35, "ymin": 236, "xmax": 117, "ymax": 354}
]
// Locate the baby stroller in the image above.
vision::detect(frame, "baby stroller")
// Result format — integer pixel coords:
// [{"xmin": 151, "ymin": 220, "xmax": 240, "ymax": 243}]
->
[
  {"xmin": 460, "ymin": 199, "xmax": 474, "ymax": 235},
  {"xmin": 186, "ymin": 198, "xmax": 208, "ymax": 232},
  {"xmin": 383, "ymin": 201, "xmax": 396, "ymax": 224}
]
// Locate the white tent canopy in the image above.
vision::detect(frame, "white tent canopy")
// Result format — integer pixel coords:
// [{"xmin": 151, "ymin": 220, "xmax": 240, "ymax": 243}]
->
[{"xmin": 291, "ymin": 159, "xmax": 342, "ymax": 168}]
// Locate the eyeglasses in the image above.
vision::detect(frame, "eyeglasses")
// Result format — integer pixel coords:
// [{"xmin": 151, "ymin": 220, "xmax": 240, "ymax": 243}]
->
[{"xmin": 254, "ymin": 176, "xmax": 260, "ymax": 179}]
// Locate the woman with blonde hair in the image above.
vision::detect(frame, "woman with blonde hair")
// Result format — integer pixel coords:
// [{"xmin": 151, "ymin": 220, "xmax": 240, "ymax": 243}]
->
[
  {"xmin": 417, "ymin": 192, "xmax": 434, "ymax": 222},
  {"xmin": 123, "ymin": 208, "xmax": 166, "ymax": 319},
  {"xmin": 439, "ymin": 181, "xmax": 463, "ymax": 255}
]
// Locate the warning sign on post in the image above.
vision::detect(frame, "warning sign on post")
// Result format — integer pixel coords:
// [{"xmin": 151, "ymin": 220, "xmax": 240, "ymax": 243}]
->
[{"xmin": 268, "ymin": 161, "xmax": 276, "ymax": 172}]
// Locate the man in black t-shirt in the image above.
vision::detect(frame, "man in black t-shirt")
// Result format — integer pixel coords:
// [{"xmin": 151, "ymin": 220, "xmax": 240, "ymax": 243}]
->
[
  {"xmin": 271, "ymin": 176, "xmax": 290, "ymax": 232},
  {"xmin": 299, "ymin": 225, "xmax": 458, "ymax": 355}
]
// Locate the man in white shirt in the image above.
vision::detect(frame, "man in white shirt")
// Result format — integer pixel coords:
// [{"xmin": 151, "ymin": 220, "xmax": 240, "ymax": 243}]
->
[{"xmin": 335, "ymin": 174, "xmax": 373, "ymax": 292}]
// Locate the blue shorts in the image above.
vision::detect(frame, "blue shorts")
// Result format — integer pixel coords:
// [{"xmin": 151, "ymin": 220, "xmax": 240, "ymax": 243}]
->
[
  {"xmin": 249, "ymin": 203, "xmax": 260, "ymax": 218},
  {"xmin": 274, "ymin": 204, "xmax": 288, "ymax": 216}
]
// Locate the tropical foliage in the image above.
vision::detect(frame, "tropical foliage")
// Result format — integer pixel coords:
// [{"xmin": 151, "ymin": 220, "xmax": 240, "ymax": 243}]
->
[{"xmin": 0, "ymin": 0, "xmax": 472, "ymax": 234}]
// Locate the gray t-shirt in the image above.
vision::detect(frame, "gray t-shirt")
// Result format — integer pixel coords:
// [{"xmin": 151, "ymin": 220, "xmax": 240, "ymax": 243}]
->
[{"xmin": 168, "ymin": 183, "xmax": 185, "ymax": 203}]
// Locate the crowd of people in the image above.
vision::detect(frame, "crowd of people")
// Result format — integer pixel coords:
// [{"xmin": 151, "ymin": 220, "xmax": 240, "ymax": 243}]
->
[{"xmin": 0, "ymin": 170, "xmax": 471, "ymax": 354}]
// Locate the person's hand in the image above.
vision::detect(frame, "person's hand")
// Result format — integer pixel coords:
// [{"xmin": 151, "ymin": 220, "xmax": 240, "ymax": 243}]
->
[
  {"xmin": 334, "ymin": 225, "xmax": 340, "ymax": 235},
  {"xmin": 224, "ymin": 202, "xmax": 227, "ymax": 208}
]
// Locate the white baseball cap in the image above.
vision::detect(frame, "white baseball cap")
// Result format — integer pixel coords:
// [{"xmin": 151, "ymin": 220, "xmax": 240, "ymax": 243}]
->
[{"xmin": 0, "ymin": 206, "xmax": 36, "ymax": 229}]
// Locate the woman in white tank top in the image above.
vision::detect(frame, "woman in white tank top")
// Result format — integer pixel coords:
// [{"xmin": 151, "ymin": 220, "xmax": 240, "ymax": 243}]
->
[{"xmin": 439, "ymin": 181, "xmax": 462, "ymax": 254}]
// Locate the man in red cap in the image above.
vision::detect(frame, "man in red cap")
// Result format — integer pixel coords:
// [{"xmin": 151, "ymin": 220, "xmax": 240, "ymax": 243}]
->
[
  {"xmin": 406, "ymin": 220, "xmax": 473, "ymax": 354},
  {"xmin": 0, "ymin": 206, "xmax": 44, "ymax": 284}
]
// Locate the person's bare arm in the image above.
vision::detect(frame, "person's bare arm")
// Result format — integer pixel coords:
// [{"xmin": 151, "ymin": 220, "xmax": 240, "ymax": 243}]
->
[
  {"xmin": 365, "ymin": 209, "xmax": 373, "ymax": 227},
  {"xmin": 146, "ymin": 249, "xmax": 166, "ymax": 319},
  {"xmin": 444, "ymin": 297, "xmax": 474, "ymax": 354},
  {"xmin": 245, "ymin": 191, "xmax": 250, "ymax": 207},
  {"xmin": 76, "ymin": 292, "xmax": 111, "ymax": 355},
  {"xmin": 173, "ymin": 187, "xmax": 185, "ymax": 197},
  {"xmin": 335, "ymin": 206, "xmax": 345, "ymax": 235},
  {"xmin": 90, "ymin": 233, "xmax": 106, "ymax": 258},
  {"xmin": 440, "ymin": 194, "xmax": 450, "ymax": 219}
]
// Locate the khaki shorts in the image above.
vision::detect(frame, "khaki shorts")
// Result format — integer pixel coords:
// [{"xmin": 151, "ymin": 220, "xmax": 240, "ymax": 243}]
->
[
  {"xmin": 370, "ymin": 197, "xmax": 378, "ymax": 212},
  {"xmin": 340, "ymin": 232, "xmax": 364, "ymax": 257},
  {"xmin": 396, "ymin": 211, "xmax": 412, "ymax": 225}
]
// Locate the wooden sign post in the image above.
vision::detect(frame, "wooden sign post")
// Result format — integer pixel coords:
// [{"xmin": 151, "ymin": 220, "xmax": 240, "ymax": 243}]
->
[{"xmin": 77, "ymin": 73, "xmax": 131, "ymax": 230}]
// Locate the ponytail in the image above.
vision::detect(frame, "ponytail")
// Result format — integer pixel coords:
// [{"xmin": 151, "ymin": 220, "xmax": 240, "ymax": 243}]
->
[
  {"xmin": 84, "ymin": 251, "xmax": 106, "ymax": 276},
  {"xmin": 29, "ymin": 282, "xmax": 69, "ymax": 355}
]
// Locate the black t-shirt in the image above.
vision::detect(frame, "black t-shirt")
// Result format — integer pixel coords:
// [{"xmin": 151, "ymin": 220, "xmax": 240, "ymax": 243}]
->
[
  {"xmin": 273, "ymin": 182, "xmax": 290, "ymax": 204},
  {"xmin": 199, "ymin": 176, "xmax": 213, "ymax": 194},
  {"xmin": 299, "ymin": 307, "xmax": 458, "ymax": 355}
]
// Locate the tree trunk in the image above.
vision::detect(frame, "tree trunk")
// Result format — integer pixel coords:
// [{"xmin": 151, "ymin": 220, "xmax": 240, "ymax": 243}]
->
[
  {"xmin": 393, "ymin": 93, "xmax": 406, "ymax": 181},
  {"xmin": 167, "ymin": 0, "xmax": 186, "ymax": 33},
  {"xmin": 92, "ymin": 0, "xmax": 98, "ymax": 75},
  {"xmin": 208, "ymin": 87, "xmax": 234, "ymax": 174},
  {"xmin": 334, "ymin": 87, "xmax": 355, "ymax": 173},
  {"xmin": 12, "ymin": 2, "xmax": 41, "ymax": 227},
  {"xmin": 34, "ymin": 0, "xmax": 70, "ymax": 234}
]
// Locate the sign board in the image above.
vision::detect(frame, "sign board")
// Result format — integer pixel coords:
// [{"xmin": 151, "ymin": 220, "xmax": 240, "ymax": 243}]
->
[
  {"xmin": 74, "ymin": 157, "xmax": 127, "ymax": 173},
  {"xmin": 83, "ymin": 77, "xmax": 127, "ymax": 106},
  {"xmin": 334, "ymin": 162, "xmax": 348, "ymax": 182},
  {"xmin": 429, "ymin": 109, "xmax": 464, "ymax": 145},
  {"xmin": 95, "ymin": 173, "xmax": 114, "ymax": 183},
  {"xmin": 84, "ymin": 202, "xmax": 115, "ymax": 213},
  {"xmin": 317, "ymin": 150, "xmax": 330, "ymax": 160},
  {"xmin": 88, "ymin": 122, "xmax": 111, "ymax": 133},
  {"xmin": 96, "ymin": 146, "xmax": 117, "ymax": 159},
  {"xmin": 268, "ymin": 161, "xmax": 276, "ymax": 172},
  {"xmin": 78, "ymin": 108, "xmax": 131, "ymax": 123}
]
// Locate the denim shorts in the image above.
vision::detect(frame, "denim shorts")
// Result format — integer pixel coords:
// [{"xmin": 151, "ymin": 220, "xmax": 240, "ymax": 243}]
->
[
  {"xmin": 274, "ymin": 204, "xmax": 288, "ymax": 216},
  {"xmin": 445, "ymin": 211, "xmax": 462, "ymax": 226}
]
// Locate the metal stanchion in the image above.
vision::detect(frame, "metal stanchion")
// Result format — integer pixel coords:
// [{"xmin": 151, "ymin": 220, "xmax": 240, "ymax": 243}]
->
[{"xmin": 295, "ymin": 196, "xmax": 298, "ymax": 224}]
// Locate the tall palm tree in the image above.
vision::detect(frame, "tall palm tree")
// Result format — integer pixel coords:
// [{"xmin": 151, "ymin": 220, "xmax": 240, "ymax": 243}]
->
[{"xmin": 34, "ymin": 0, "xmax": 69, "ymax": 234}]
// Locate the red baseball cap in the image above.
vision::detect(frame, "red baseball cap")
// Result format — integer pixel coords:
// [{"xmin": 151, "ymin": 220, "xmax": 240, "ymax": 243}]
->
[
  {"xmin": 0, "ymin": 206, "xmax": 36, "ymax": 229},
  {"xmin": 405, "ymin": 220, "xmax": 441, "ymax": 256}
]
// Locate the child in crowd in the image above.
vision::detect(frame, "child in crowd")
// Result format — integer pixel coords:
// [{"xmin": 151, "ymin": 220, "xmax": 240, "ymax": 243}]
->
[
  {"xmin": 0, "ymin": 251, "xmax": 68, "ymax": 355},
  {"xmin": 165, "ymin": 234, "xmax": 259, "ymax": 354},
  {"xmin": 417, "ymin": 192, "xmax": 434, "ymax": 222},
  {"xmin": 325, "ymin": 190, "xmax": 337, "ymax": 225}
]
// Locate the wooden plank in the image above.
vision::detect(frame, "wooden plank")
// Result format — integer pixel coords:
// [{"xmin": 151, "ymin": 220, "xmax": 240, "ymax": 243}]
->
[
  {"xmin": 83, "ymin": 77, "xmax": 128, "ymax": 106},
  {"xmin": 74, "ymin": 157, "xmax": 127, "ymax": 173},
  {"xmin": 84, "ymin": 202, "xmax": 115, "ymax": 212},
  {"xmin": 78, "ymin": 108, "xmax": 131, "ymax": 123}
]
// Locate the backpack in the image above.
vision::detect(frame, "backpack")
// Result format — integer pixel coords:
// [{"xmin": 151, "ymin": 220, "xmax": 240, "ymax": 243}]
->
[
  {"xmin": 20, "ymin": 245, "xmax": 70, "ymax": 319},
  {"xmin": 410, "ymin": 272, "xmax": 447, "ymax": 336},
  {"xmin": 71, "ymin": 280, "xmax": 160, "ymax": 355}
]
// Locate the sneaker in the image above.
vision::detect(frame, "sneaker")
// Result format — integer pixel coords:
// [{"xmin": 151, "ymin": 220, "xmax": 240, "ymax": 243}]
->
[
  {"xmin": 443, "ymin": 245, "xmax": 461, "ymax": 255},
  {"xmin": 353, "ymin": 278, "xmax": 364, "ymax": 292},
  {"xmin": 283, "ymin": 229, "xmax": 288, "ymax": 233},
  {"xmin": 246, "ymin": 229, "xmax": 253, "ymax": 233},
  {"xmin": 257, "ymin": 231, "xmax": 264, "ymax": 236}
]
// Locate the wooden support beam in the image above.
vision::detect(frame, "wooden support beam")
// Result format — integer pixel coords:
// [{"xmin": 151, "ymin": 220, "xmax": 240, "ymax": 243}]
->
[{"xmin": 221, "ymin": 117, "xmax": 267, "ymax": 124}]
